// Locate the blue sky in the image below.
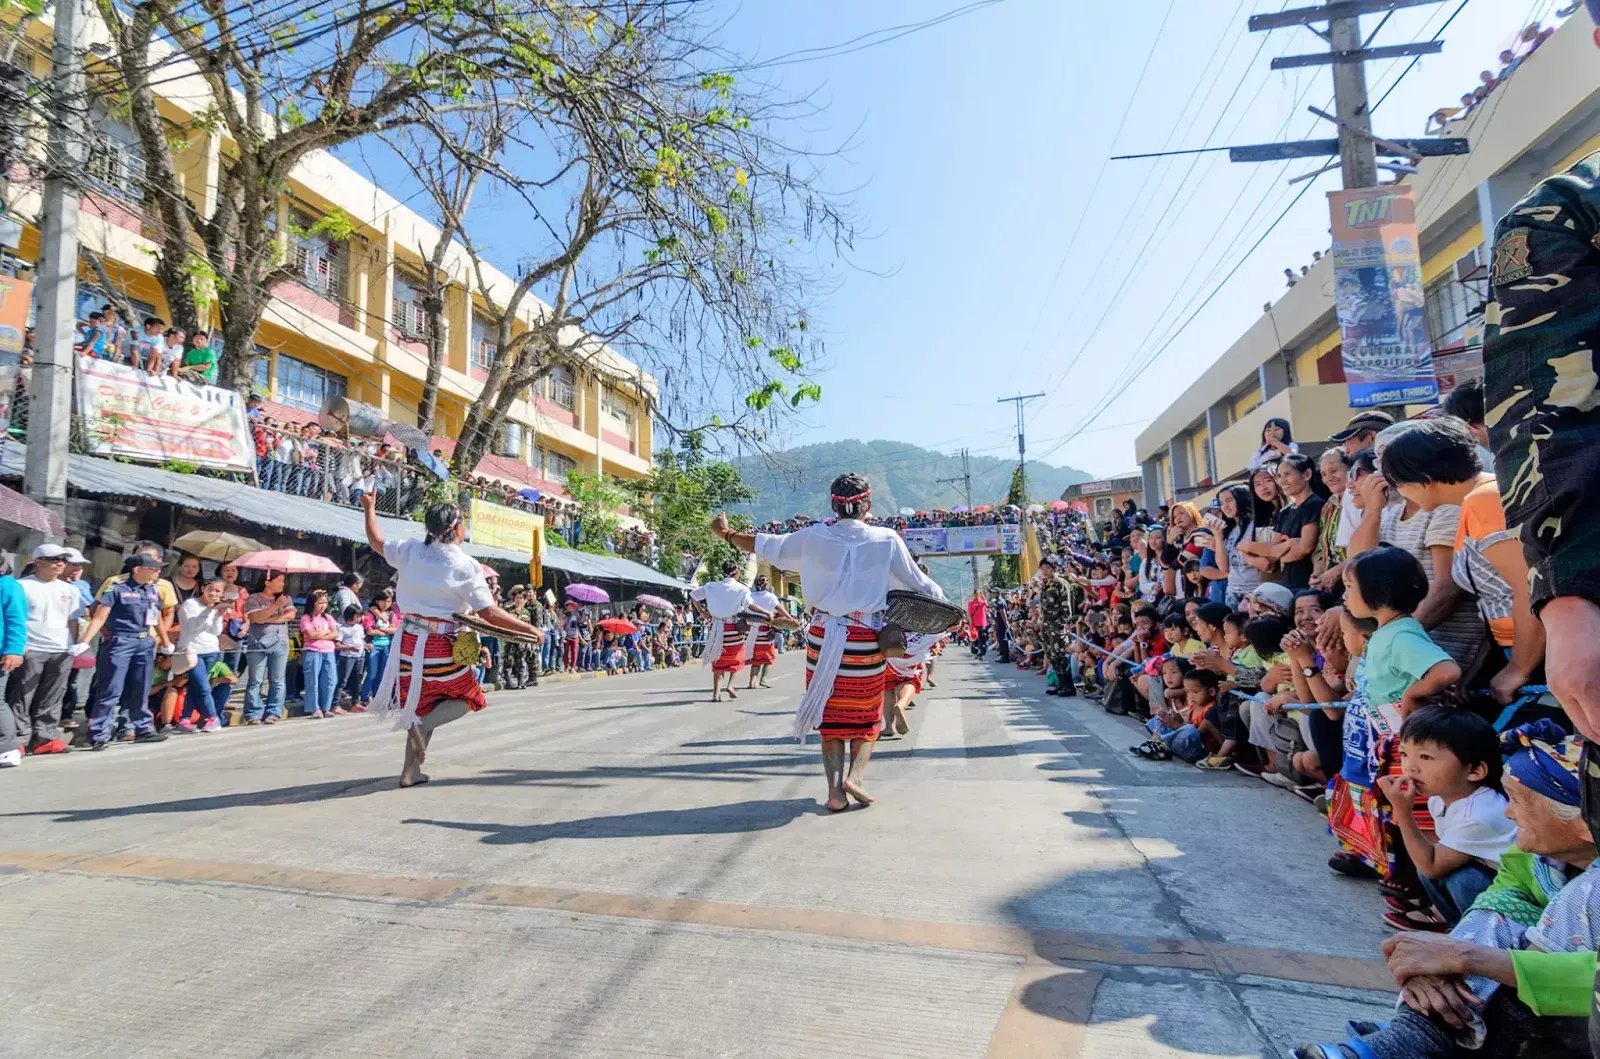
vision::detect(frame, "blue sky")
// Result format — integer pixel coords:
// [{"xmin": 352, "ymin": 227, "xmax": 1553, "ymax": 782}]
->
[
  {"xmin": 681, "ymin": 0, "xmax": 1568, "ymax": 476},
  {"xmin": 341, "ymin": 0, "xmax": 1567, "ymax": 477}
]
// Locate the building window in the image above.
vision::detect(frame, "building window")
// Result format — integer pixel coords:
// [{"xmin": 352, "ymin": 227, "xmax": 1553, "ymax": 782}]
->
[
  {"xmin": 391, "ymin": 273, "xmax": 430, "ymax": 339},
  {"xmin": 276, "ymin": 352, "xmax": 346, "ymax": 412},
  {"xmin": 252, "ymin": 351, "xmax": 270, "ymax": 395},
  {"xmin": 601, "ymin": 386, "xmax": 633, "ymax": 433},
  {"xmin": 290, "ymin": 210, "xmax": 345, "ymax": 299},
  {"xmin": 1424, "ymin": 274, "xmax": 1480, "ymax": 353},
  {"xmin": 535, "ymin": 445, "xmax": 576, "ymax": 482},
  {"xmin": 85, "ymin": 117, "xmax": 145, "ymax": 202},
  {"xmin": 546, "ymin": 364, "xmax": 576, "ymax": 411},
  {"xmin": 470, "ymin": 317, "xmax": 497, "ymax": 372}
]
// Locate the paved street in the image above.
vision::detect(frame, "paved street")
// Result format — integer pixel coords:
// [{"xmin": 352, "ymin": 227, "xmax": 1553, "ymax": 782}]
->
[{"xmin": 1, "ymin": 652, "xmax": 1397, "ymax": 1058}]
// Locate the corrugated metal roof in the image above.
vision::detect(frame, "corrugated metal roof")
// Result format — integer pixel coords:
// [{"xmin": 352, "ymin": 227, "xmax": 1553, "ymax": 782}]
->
[{"xmin": 0, "ymin": 443, "xmax": 689, "ymax": 592}]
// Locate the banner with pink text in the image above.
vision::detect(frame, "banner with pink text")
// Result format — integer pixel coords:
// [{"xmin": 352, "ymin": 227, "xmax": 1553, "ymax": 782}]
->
[{"xmin": 76, "ymin": 356, "xmax": 255, "ymax": 472}]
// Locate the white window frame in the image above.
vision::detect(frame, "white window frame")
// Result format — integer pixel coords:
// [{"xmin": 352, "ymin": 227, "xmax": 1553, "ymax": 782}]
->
[
  {"xmin": 470, "ymin": 317, "xmax": 497, "ymax": 372},
  {"xmin": 291, "ymin": 211, "xmax": 345, "ymax": 299},
  {"xmin": 391, "ymin": 273, "xmax": 430, "ymax": 340},
  {"xmin": 85, "ymin": 118, "xmax": 145, "ymax": 202}
]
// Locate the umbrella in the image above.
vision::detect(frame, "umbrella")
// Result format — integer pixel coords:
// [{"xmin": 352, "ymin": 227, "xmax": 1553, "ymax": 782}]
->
[
  {"xmin": 636, "ymin": 593, "xmax": 675, "ymax": 611},
  {"xmin": 567, "ymin": 583, "xmax": 609, "ymax": 603},
  {"xmin": 0, "ymin": 483, "xmax": 61, "ymax": 536},
  {"xmin": 170, "ymin": 530, "xmax": 267, "ymax": 563},
  {"xmin": 898, "ymin": 507, "xmax": 915, "ymax": 516},
  {"xmin": 232, "ymin": 549, "xmax": 342, "ymax": 575},
  {"xmin": 951, "ymin": 505, "xmax": 969, "ymax": 513},
  {"xmin": 478, "ymin": 562, "xmax": 498, "ymax": 579},
  {"xmin": 973, "ymin": 505, "xmax": 992, "ymax": 513},
  {"xmin": 1026, "ymin": 503, "xmax": 1044, "ymax": 514},
  {"xmin": 517, "ymin": 488, "xmax": 542, "ymax": 502},
  {"xmin": 1048, "ymin": 500, "xmax": 1070, "ymax": 511},
  {"xmin": 598, "ymin": 618, "xmax": 638, "ymax": 635}
]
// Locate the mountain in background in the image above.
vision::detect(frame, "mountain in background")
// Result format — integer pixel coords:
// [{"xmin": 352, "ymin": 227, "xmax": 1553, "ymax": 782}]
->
[{"xmin": 729, "ymin": 439, "xmax": 1092, "ymax": 600}]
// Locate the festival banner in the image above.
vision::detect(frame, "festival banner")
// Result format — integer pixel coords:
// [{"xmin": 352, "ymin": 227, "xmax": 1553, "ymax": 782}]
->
[
  {"xmin": 997, "ymin": 523, "xmax": 1022, "ymax": 555},
  {"xmin": 75, "ymin": 356, "xmax": 254, "ymax": 471},
  {"xmin": 902, "ymin": 527, "xmax": 947, "ymax": 555},
  {"xmin": 0, "ymin": 276, "xmax": 31, "ymax": 356},
  {"xmin": 1329, "ymin": 186, "xmax": 1439, "ymax": 408},
  {"xmin": 469, "ymin": 497, "xmax": 544, "ymax": 557},
  {"xmin": 943, "ymin": 524, "xmax": 1002, "ymax": 556}
]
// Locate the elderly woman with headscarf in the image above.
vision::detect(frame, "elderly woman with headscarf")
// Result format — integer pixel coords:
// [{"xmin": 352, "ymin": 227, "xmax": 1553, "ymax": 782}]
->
[{"xmin": 1297, "ymin": 721, "xmax": 1593, "ymax": 1059}]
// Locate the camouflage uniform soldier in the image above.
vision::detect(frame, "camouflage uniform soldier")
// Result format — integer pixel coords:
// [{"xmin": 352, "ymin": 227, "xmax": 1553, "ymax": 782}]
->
[
  {"xmin": 1038, "ymin": 557, "xmax": 1074, "ymax": 698},
  {"xmin": 500, "ymin": 587, "xmax": 537, "ymax": 689},
  {"xmin": 1482, "ymin": 9, "xmax": 1600, "ymax": 1040}
]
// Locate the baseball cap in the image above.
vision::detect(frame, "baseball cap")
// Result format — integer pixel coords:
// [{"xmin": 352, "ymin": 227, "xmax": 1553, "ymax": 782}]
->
[
  {"xmin": 1248, "ymin": 583, "xmax": 1295, "ymax": 616},
  {"xmin": 1328, "ymin": 410, "xmax": 1395, "ymax": 443},
  {"xmin": 127, "ymin": 553, "xmax": 163, "ymax": 570},
  {"xmin": 31, "ymin": 543, "xmax": 67, "ymax": 560},
  {"xmin": 62, "ymin": 547, "xmax": 87, "ymax": 564}
]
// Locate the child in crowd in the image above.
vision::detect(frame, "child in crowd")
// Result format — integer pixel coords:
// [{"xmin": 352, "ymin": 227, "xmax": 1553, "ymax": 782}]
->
[
  {"xmin": 74, "ymin": 311, "xmax": 107, "ymax": 357},
  {"xmin": 334, "ymin": 605, "xmax": 366, "ymax": 713},
  {"xmin": 1162, "ymin": 611, "xmax": 1202, "ymax": 659},
  {"xmin": 1376, "ymin": 706, "xmax": 1516, "ymax": 928},
  {"xmin": 1132, "ymin": 656, "xmax": 1209, "ymax": 763},
  {"xmin": 1343, "ymin": 546, "xmax": 1462, "ymax": 716}
]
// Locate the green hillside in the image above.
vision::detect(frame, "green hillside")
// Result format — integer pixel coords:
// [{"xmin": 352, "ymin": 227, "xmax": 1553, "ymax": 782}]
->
[{"xmin": 730, "ymin": 440, "xmax": 1091, "ymax": 600}]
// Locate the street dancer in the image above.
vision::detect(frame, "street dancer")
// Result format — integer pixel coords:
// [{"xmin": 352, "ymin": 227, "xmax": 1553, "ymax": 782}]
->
[
  {"xmin": 711, "ymin": 472, "xmax": 945, "ymax": 812},
  {"xmin": 359, "ymin": 493, "xmax": 542, "ymax": 787},
  {"xmin": 880, "ymin": 631, "xmax": 942, "ymax": 739},
  {"xmin": 691, "ymin": 560, "xmax": 770, "ymax": 702},
  {"xmin": 744, "ymin": 574, "xmax": 790, "ymax": 689}
]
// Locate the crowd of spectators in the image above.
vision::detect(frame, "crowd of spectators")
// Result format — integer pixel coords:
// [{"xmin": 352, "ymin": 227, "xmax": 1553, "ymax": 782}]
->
[
  {"xmin": 752, "ymin": 505, "xmax": 1024, "ymax": 538},
  {"xmin": 0, "ymin": 536, "xmax": 716, "ymax": 766},
  {"xmin": 1428, "ymin": 20, "xmax": 1562, "ymax": 132},
  {"xmin": 969, "ymin": 394, "xmax": 1588, "ymax": 1055},
  {"xmin": 73, "ymin": 304, "xmax": 219, "ymax": 384}
]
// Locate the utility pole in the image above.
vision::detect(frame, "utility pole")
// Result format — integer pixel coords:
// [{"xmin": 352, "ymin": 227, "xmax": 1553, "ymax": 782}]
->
[
  {"xmin": 996, "ymin": 392, "xmax": 1045, "ymax": 504},
  {"xmin": 936, "ymin": 448, "xmax": 979, "ymax": 595},
  {"xmin": 1328, "ymin": 7, "xmax": 1378, "ymax": 189},
  {"xmin": 26, "ymin": 0, "xmax": 87, "ymax": 520}
]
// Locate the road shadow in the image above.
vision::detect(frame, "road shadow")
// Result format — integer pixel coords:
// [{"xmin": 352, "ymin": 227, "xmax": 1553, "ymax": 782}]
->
[{"xmin": 401, "ymin": 797, "xmax": 823, "ymax": 844}]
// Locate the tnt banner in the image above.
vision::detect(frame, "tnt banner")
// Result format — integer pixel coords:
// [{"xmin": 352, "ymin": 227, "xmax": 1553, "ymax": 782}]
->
[
  {"xmin": 902, "ymin": 528, "xmax": 947, "ymax": 555},
  {"xmin": 75, "ymin": 356, "xmax": 254, "ymax": 471},
  {"xmin": 1329, "ymin": 186, "xmax": 1439, "ymax": 408},
  {"xmin": 997, "ymin": 523, "xmax": 1022, "ymax": 555}
]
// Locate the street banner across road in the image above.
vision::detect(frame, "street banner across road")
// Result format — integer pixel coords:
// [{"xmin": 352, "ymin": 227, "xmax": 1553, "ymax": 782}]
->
[
  {"xmin": 900, "ymin": 523, "xmax": 1022, "ymax": 557},
  {"xmin": 1329, "ymin": 186, "xmax": 1439, "ymax": 408},
  {"xmin": 75, "ymin": 356, "xmax": 254, "ymax": 471}
]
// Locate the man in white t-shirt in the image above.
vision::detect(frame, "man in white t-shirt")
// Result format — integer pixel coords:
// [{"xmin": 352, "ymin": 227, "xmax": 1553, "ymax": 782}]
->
[{"xmin": 8, "ymin": 544, "xmax": 86, "ymax": 754}]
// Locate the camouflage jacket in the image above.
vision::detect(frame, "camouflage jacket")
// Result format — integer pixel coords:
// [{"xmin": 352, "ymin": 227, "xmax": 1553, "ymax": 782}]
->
[
  {"xmin": 1484, "ymin": 149, "xmax": 1600, "ymax": 609},
  {"xmin": 1039, "ymin": 576, "xmax": 1072, "ymax": 641}
]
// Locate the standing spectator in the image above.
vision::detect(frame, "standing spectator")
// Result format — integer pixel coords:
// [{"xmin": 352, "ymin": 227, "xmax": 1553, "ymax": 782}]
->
[
  {"xmin": 334, "ymin": 605, "xmax": 366, "ymax": 713},
  {"xmin": 967, "ymin": 590, "xmax": 989, "ymax": 656},
  {"xmin": 75, "ymin": 553, "xmax": 171, "ymax": 750},
  {"xmin": 1247, "ymin": 417, "xmax": 1298, "ymax": 471},
  {"xmin": 1209, "ymin": 484, "xmax": 1261, "ymax": 607},
  {"xmin": 334, "ymin": 572, "xmax": 363, "ymax": 619},
  {"xmin": 135, "ymin": 316, "xmax": 166, "ymax": 373},
  {"xmin": 1441, "ymin": 377, "xmax": 1494, "ymax": 474},
  {"xmin": 7, "ymin": 544, "xmax": 83, "ymax": 755},
  {"xmin": 57, "ymin": 547, "xmax": 94, "ymax": 732},
  {"xmin": 297, "ymin": 589, "xmax": 338, "ymax": 718},
  {"xmin": 1311, "ymin": 448, "xmax": 1350, "ymax": 590},
  {"xmin": 170, "ymin": 553, "xmax": 202, "ymax": 604},
  {"xmin": 172, "ymin": 578, "xmax": 232, "ymax": 732},
  {"xmin": 242, "ymin": 571, "xmax": 295, "ymax": 724},
  {"xmin": 218, "ymin": 561, "xmax": 248, "ymax": 681},
  {"xmin": 0, "ymin": 557, "xmax": 26, "ymax": 767},
  {"xmin": 1239, "ymin": 454, "xmax": 1326, "ymax": 591},
  {"xmin": 73, "ymin": 311, "xmax": 108, "ymax": 358},
  {"xmin": 98, "ymin": 305, "xmax": 127, "ymax": 363},
  {"xmin": 360, "ymin": 590, "xmax": 398, "ymax": 709}
]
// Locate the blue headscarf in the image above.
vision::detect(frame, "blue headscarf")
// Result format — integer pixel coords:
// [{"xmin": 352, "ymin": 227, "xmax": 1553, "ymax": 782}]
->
[{"xmin": 1501, "ymin": 719, "xmax": 1582, "ymax": 806}]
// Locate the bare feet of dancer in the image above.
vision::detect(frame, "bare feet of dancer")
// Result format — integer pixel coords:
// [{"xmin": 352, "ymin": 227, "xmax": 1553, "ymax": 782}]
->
[
  {"xmin": 822, "ymin": 739, "xmax": 849, "ymax": 811},
  {"xmin": 399, "ymin": 726, "xmax": 430, "ymax": 788}
]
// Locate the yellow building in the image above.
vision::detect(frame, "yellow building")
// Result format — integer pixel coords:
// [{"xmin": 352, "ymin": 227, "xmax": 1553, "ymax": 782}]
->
[
  {"xmin": 1133, "ymin": 17, "xmax": 1600, "ymax": 508},
  {"xmin": 3, "ymin": 14, "xmax": 654, "ymax": 498}
]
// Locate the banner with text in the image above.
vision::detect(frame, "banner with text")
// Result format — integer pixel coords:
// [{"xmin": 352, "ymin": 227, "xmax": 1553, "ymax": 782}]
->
[
  {"xmin": 1329, "ymin": 186, "xmax": 1439, "ymax": 408},
  {"xmin": 75, "ymin": 356, "xmax": 254, "ymax": 471},
  {"xmin": 899, "ymin": 523, "xmax": 1021, "ymax": 556}
]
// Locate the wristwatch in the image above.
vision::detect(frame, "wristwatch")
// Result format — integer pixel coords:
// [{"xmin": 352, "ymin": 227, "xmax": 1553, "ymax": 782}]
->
[{"xmin": 1301, "ymin": 665, "xmax": 1319, "ymax": 678}]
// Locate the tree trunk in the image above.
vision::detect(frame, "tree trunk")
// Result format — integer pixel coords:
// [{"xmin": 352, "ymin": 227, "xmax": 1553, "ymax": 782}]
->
[
  {"xmin": 453, "ymin": 363, "xmax": 546, "ymax": 479},
  {"xmin": 417, "ymin": 292, "xmax": 445, "ymax": 438}
]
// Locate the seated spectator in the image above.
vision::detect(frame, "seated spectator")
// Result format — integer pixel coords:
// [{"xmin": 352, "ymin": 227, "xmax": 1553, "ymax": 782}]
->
[
  {"xmin": 1297, "ymin": 722, "xmax": 1590, "ymax": 1059},
  {"xmin": 73, "ymin": 311, "xmax": 108, "ymax": 358},
  {"xmin": 135, "ymin": 316, "xmax": 166, "ymax": 373},
  {"xmin": 178, "ymin": 331, "xmax": 218, "ymax": 384},
  {"xmin": 1377, "ymin": 706, "xmax": 1516, "ymax": 927}
]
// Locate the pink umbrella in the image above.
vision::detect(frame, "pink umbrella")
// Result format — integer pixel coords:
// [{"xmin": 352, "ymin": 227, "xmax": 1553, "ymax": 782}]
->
[
  {"xmin": 1048, "ymin": 500, "xmax": 1070, "ymax": 511},
  {"xmin": 232, "ymin": 549, "xmax": 343, "ymax": 575},
  {"xmin": 566, "ymin": 583, "xmax": 609, "ymax": 604},
  {"xmin": 636, "ymin": 594, "xmax": 674, "ymax": 611},
  {"xmin": 479, "ymin": 562, "xmax": 498, "ymax": 579}
]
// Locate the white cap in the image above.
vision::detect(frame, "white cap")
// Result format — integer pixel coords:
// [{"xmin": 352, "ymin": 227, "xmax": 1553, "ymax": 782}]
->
[
  {"xmin": 62, "ymin": 547, "xmax": 87, "ymax": 564},
  {"xmin": 31, "ymin": 543, "xmax": 67, "ymax": 560}
]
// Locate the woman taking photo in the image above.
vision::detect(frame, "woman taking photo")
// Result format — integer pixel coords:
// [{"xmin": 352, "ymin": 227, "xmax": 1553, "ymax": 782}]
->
[
  {"xmin": 1204, "ymin": 484, "xmax": 1260, "ymax": 606},
  {"xmin": 1138, "ymin": 525, "xmax": 1176, "ymax": 603},
  {"xmin": 170, "ymin": 578, "xmax": 233, "ymax": 732},
  {"xmin": 1247, "ymin": 417, "xmax": 1298, "ymax": 472},
  {"xmin": 298, "ymin": 589, "xmax": 339, "ymax": 718}
]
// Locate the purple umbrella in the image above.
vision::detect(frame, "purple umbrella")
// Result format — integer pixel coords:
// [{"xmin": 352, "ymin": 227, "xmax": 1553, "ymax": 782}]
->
[
  {"xmin": 566, "ymin": 583, "xmax": 610, "ymax": 604},
  {"xmin": 636, "ymin": 594, "xmax": 674, "ymax": 611}
]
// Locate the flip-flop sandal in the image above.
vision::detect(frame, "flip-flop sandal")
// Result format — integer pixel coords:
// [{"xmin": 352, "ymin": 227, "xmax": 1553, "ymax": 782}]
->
[
  {"xmin": 1382, "ymin": 908, "xmax": 1448, "ymax": 932},
  {"xmin": 1326, "ymin": 852, "xmax": 1377, "ymax": 879}
]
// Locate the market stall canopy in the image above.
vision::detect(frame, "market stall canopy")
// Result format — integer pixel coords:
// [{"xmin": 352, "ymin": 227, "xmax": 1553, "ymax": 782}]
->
[
  {"xmin": 0, "ymin": 444, "xmax": 690, "ymax": 592},
  {"xmin": 0, "ymin": 481, "xmax": 61, "ymax": 536}
]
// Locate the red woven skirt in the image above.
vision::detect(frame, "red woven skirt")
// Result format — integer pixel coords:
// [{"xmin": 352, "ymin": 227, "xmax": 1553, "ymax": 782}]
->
[
  {"xmin": 750, "ymin": 629, "xmax": 777, "ymax": 667},
  {"xmin": 884, "ymin": 660, "xmax": 922, "ymax": 695},
  {"xmin": 398, "ymin": 629, "xmax": 488, "ymax": 720},
  {"xmin": 712, "ymin": 621, "xmax": 747, "ymax": 673},
  {"xmin": 806, "ymin": 620, "xmax": 886, "ymax": 741}
]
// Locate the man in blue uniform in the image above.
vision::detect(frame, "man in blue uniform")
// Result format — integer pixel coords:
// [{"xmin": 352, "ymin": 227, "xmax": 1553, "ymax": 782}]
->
[{"xmin": 74, "ymin": 553, "xmax": 171, "ymax": 750}]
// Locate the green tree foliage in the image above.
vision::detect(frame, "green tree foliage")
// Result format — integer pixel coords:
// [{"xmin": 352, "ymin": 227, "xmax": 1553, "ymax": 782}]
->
[
  {"xmin": 563, "ymin": 469, "xmax": 627, "ymax": 555},
  {"xmin": 618, "ymin": 440, "xmax": 755, "ymax": 577},
  {"xmin": 986, "ymin": 465, "xmax": 1028, "ymax": 591}
]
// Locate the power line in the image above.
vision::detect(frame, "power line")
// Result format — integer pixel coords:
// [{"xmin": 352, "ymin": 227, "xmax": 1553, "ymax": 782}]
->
[{"xmin": 736, "ymin": 0, "xmax": 1008, "ymax": 71}]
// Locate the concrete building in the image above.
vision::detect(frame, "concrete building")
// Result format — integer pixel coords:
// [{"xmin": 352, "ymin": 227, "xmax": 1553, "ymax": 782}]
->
[
  {"xmin": 1134, "ymin": 17, "xmax": 1600, "ymax": 509},
  {"xmin": 3, "ymin": 13, "xmax": 654, "ymax": 498},
  {"xmin": 1060, "ymin": 474, "xmax": 1142, "ymax": 520}
]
